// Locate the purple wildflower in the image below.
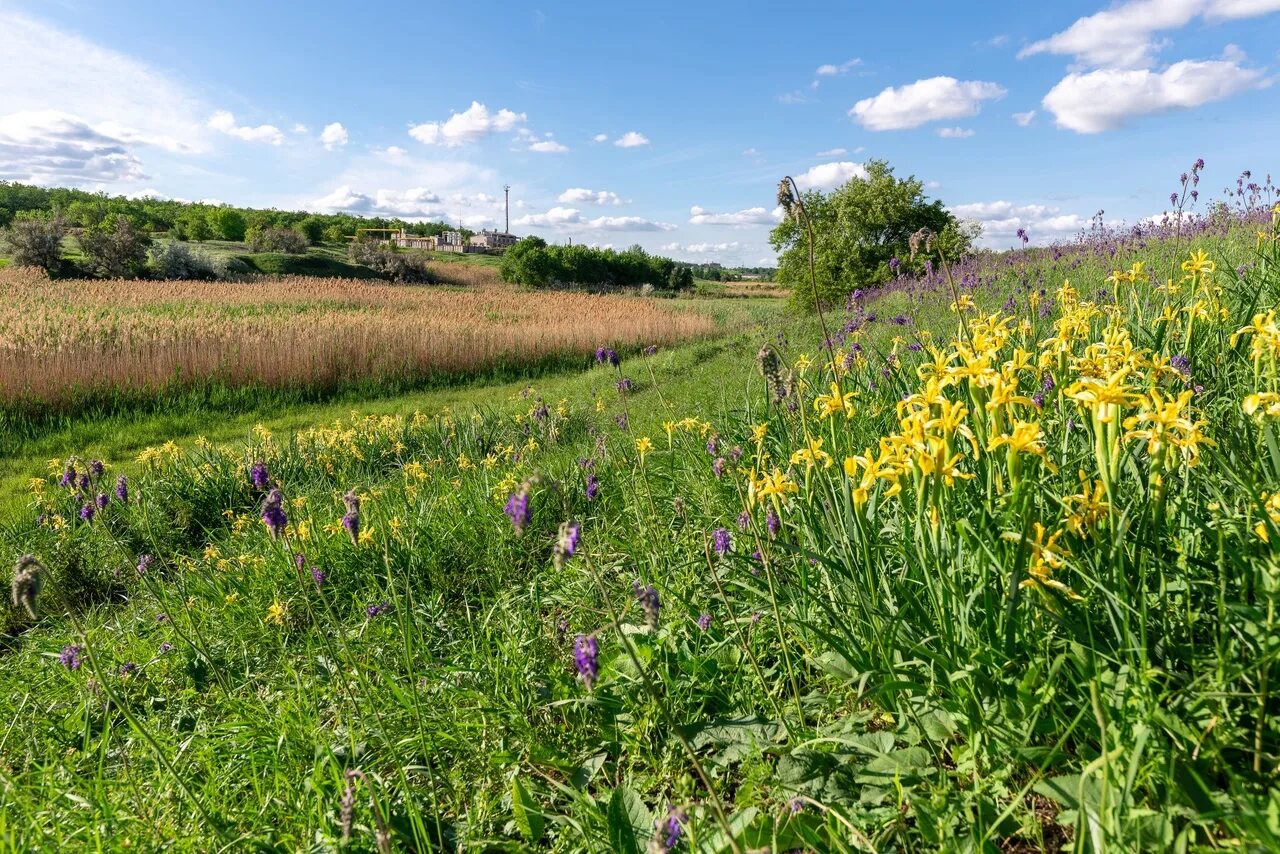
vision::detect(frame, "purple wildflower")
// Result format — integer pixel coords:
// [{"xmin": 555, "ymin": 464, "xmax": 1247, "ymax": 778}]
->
[
  {"xmin": 79, "ymin": 503, "xmax": 95, "ymax": 522},
  {"xmin": 60, "ymin": 463, "xmax": 76, "ymax": 489},
  {"xmin": 712, "ymin": 457, "xmax": 726, "ymax": 478},
  {"xmin": 311, "ymin": 567, "xmax": 328, "ymax": 587},
  {"xmin": 706, "ymin": 436, "xmax": 719, "ymax": 456},
  {"xmin": 89, "ymin": 460, "xmax": 105, "ymax": 481},
  {"xmin": 119, "ymin": 662, "xmax": 138, "ymax": 678},
  {"xmin": 643, "ymin": 345, "xmax": 658, "ymax": 356},
  {"xmin": 697, "ymin": 613, "xmax": 712, "ymax": 631},
  {"xmin": 342, "ymin": 490, "xmax": 360, "ymax": 546},
  {"xmin": 614, "ymin": 413, "xmax": 629, "ymax": 431},
  {"xmin": 634, "ymin": 583, "xmax": 660, "ymax": 629},
  {"xmin": 249, "ymin": 461, "xmax": 270, "ymax": 491},
  {"xmin": 737, "ymin": 511, "xmax": 750, "ymax": 531},
  {"xmin": 95, "ymin": 492, "xmax": 109, "ymax": 510},
  {"xmin": 555, "ymin": 521, "xmax": 581, "ymax": 567},
  {"xmin": 1170, "ymin": 354, "xmax": 1191, "ymax": 376},
  {"xmin": 585, "ymin": 474, "xmax": 600, "ymax": 501},
  {"xmin": 661, "ymin": 807, "xmax": 686, "ymax": 851},
  {"xmin": 505, "ymin": 488, "xmax": 531, "ymax": 533},
  {"xmin": 573, "ymin": 634, "xmax": 599, "ymax": 689},
  {"xmin": 766, "ymin": 509, "xmax": 780, "ymax": 539},
  {"xmin": 60, "ymin": 644, "xmax": 83, "ymax": 670},
  {"xmin": 712, "ymin": 527, "xmax": 732, "ymax": 556},
  {"xmin": 115, "ymin": 475, "xmax": 128, "ymax": 503},
  {"xmin": 158, "ymin": 642, "xmax": 174, "ymax": 655},
  {"xmin": 366, "ymin": 602, "xmax": 392, "ymax": 618},
  {"xmin": 77, "ymin": 473, "xmax": 91, "ymax": 492},
  {"xmin": 137, "ymin": 554, "xmax": 153, "ymax": 575},
  {"xmin": 615, "ymin": 377, "xmax": 633, "ymax": 393},
  {"xmin": 729, "ymin": 446, "xmax": 743, "ymax": 462},
  {"xmin": 261, "ymin": 489, "xmax": 287, "ymax": 539},
  {"xmin": 595, "ymin": 347, "xmax": 620, "ymax": 367}
]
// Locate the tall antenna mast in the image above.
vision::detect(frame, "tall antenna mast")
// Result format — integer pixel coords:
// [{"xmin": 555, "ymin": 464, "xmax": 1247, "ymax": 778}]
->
[{"xmin": 503, "ymin": 184, "xmax": 511, "ymax": 233}]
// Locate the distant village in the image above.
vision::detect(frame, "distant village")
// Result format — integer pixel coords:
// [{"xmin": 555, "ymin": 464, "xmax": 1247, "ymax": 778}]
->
[{"xmin": 392, "ymin": 227, "xmax": 519, "ymax": 255}]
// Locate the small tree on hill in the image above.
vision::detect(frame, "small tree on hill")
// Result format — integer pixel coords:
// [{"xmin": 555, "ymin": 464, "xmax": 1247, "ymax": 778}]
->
[
  {"xmin": 207, "ymin": 207, "xmax": 247, "ymax": 242},
  {"xmin": 3, "ymin": 213, "xmax": 68, "ymax": 273},
  {"xmin": 79, "ymin": 215, "xmax": 151, "ymax": 278},
  {"xmin": 770, "ymin": 159, "xmax": 975, "ymax": 310}
]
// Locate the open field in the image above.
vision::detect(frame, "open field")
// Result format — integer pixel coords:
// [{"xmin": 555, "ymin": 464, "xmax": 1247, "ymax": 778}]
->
[
  {"xmin": 0, "ymin": 268, "xmax": 716, "ymax": 414},
  {"xmin": 4, "ymin": 202, "xmax": 1280, "ymax": 849}
]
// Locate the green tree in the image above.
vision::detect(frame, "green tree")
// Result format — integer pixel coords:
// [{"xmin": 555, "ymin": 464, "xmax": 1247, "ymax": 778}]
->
[
  {"xmin": 499, "ymin": 236, "xmax": 556, "ymax": 287},
  {"xmin": 185, "ymin": 211, "xmax": 214, "ymax": 242},
  {"xmin": 79, "ymin": 215, "xmax": 151, "ymax": 278},
  {"xmin": 3, "ymin": 213, "xmax": 68, "ymax": 273},
  {"xmin": 770, "ymin": 159, "xmax": 974, "ymax": 310},
  {"xmin": 297, "ymin": 216, "xmax": 326, "ymax": 245},
  {"xmin": 207, "ymin": 207, "xmax": 247, "ymax": 242}
]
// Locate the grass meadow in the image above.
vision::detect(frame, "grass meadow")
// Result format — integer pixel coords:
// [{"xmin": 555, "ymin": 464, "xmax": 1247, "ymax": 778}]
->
[{"xmin": 3, "ymin": 196, "xmax": 1280, "ymax": 851}]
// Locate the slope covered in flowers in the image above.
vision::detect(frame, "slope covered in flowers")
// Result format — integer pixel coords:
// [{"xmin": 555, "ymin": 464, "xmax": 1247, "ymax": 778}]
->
[{"xmin": 3, "ymin": 200, "xmax": 1280, "ymax": 850}]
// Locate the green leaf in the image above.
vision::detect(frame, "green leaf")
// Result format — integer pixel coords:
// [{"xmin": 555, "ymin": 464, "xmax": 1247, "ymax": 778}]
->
[
  {"xmin": 510, "ymin": 777, "xmax": 543, "ymax": 844},
  {"xmin": 607, "ymin": 786, "xmax": 653, "ymax": 854}
]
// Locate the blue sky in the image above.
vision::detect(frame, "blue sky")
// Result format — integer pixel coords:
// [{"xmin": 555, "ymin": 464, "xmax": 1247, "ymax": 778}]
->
[{"xmin": 1, "ymin": 0, "xmax": 1277, "ymax": 264}]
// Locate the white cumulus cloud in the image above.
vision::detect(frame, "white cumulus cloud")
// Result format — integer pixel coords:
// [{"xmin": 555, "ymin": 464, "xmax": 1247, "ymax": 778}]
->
[
  {"xmin": 320, "ymin": 122, "xmax": 349, "ymax": 150},
  {"xmin": 851, "ymin": 77, "xmax": 1006, "ymax": 130},
  {"xmin": 208, "ymin": 110, "xmax": 284, "ymax": 145},
  {"xmin": 558, "ymin": 188, "xmax": 623, "ymax": 205},
  {"xmin": 937, "ymin": 126, "xmax": 976, "ymax": 138},
  {"xmin": 1019, "ymin": 0, "xmax": 1280, "ymax": 69},
  {"xmin": 310, "ymin": 185, "xmax": 447, "ymax": 218},
  {"xmin": 688, "ymin": 205, "xmax": 781, "ymax": 226},
  {"xmin": 409, "ymin": 101, "xmax": 527, "ymax": 147},
  {"xmin": 662, "ymin": 241, "xmax": 742, "ymax": 254},
  {"xmin": 815, "ymin": 147, "xmax": 848, "ymax": 157},
  {"xmin": 614, "ymin": 131, "xmax": 650, "ymax": 148},
  {"xmin": 0, "ymin": 110, "xmax": 148, "ymax": 185},
  {"xmin": 528, "ymin": 139, "xmax": 569, "ymax": 153},
  {"xmin": 951, "ymin": 199, "xmax": 1119, "ymax": 245},
  {"xmin": 1042, "ymin": 58, "xmax": 1265, "ymax": 132},
  {"xmin": 1012, "ymin": 110, "xmax": 1037, "ymax": 126},
  {"xmin": 794, "ymin": 161, "xmax": 869, "ymax": 190},
  {"xmin": 592, "ymin": 133, "xmax": 609, "ymax": 143}
]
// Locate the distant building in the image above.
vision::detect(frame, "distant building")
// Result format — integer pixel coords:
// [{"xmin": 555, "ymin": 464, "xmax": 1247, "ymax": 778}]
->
[
  {"xmin": 469, "ymin": 229, "xmax": 519, "ymax": 251},
  {"xmin": 393, "ymin": 229, "xmax": 435, "ymax": 250}
]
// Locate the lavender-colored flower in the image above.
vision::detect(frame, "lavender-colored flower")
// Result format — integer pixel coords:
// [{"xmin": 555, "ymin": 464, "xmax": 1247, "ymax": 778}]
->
[
  {"xmin": 89, "ymin": 460, "xmax": 105, "ymax": 481},
  {"xmin": 249, "ymin": 461, "xmax": 270, "ymax": 491},
  {"xmin": 634, "ymin": 583, "xmax": 660, "ymax": 629},
  {"xmin": 342, "ymin": 490, "xmax": 361, "ymax": 546},
  {"xmin": 555, "ymin": 521, "xmax": 581, "ymax": 567},
  {"xmin": 137, "ymin": 554, "xmax": 153, "ymax": 575},
  {"xmin": 60, "ymin": 644, "xmax": 83, "ymax": 670},
  {"xmin": 158, "ymin": 642, "xmax": 174, "ymax": 655},
  {"xmin": 712, "ymin": 457, "xmax": 726, "ymax": 478},
  {"xmin": 1016, "ymin": 228, "xmax": 1029, "ymax": 245},
  {"xmin": 366, "ymin": 602, "xmax": 392, "ymax": 618},
  {"xmin": 737, "ymin": 511, "xmax": 750, "ymax": 531},
  {"xmin": 77, "ymin": 473, "xmax": 91, "ymax": 492},
  {"xmin": 261, "ymin": 489, "xmax": 287, "ymax": 539},
  {"xmin": 766, "ymin": 510, "xmax": 780, "ymax": 539},
  {"xmin": 712, "ymin": 527, "xmax": 732, "ymax": 556},
  {"xmin": 729, "ymin": 446, "xmax": 743, "ymax": 462},
  {"xmin": 643, "ymin": 345, "xmax": 658, "ymax": 356},
  {"xmin": 1170, "ymin": 354, "xmax": 1191, "ymax": 376},
  {"xmin": 1170, "ymin": 192, "xmax": 1179, "ymax": 207},
  {"xmin": 573, "ymin": 634, "xmax": 599, "ymax": 689},
  {"xmin": 505, "ymin": 488, "xmax": 531, "ymax": 533},
  {"xmin": 595, "ymin": 346, "xmax": 619, "ymax": 367},
  {"xmin": 115, "ymin": 476, "xmax": 128, "ymax": 503},
  {"xmin": 585, "ymin": 474, "xmax": 600, "ymax": 501},
  {"xmin": 60, "ymin": 463, "xmax": 76, "ymax": 489},
  {"xmin": 156, "ymin": 613, "xmax": 168, "ymax": 623},
  {"xmin": 697, "ymin": 613, "xmax": 712, "ymax": 631},
  {"xmin": 789, "ymin": 797, "xmax": 805, "ymax": 814},
  {"xmin": 614, "ymin": 413, "xmax": 629, "ymax": 431},
  {"xmin": 311, "ymin": 567, "xmax": 328, "ymax": 587},
  {"xmin": 888, "ymin": 257, "xmax": 900, "ymax": 271},
  {"xmin": 79, "ymin": 503, "xmax": 95, "ymax": 522},
  {"xmin": 615, "ymin": 377, "xmax": 633, "ymax": 393},
  {"xmin": 119, "ymin": 662, "xmax": 138, "ymax": 678},
  {"xmin": 909, "ymin": 341, "xmax": 923, "ymax": 352},
  {"xmin": 96, "ymin": 492, "xmax": 110, "ymax": 510},
  {"xmin": 706, "ymin": 435, "xmax": 719, "ymax": 456},
  {"xmin": 661, "ymin": 807, "xmax": 686, "ymax": 851}
]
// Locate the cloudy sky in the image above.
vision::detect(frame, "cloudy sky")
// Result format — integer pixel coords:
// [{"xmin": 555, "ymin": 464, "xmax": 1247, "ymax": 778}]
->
[{"xmin": 1, "ymin": 0, "xmax": 1277, "ymax": 264}]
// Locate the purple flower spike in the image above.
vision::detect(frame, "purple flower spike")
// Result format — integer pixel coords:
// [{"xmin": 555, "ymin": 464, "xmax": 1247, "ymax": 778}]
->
[
  {"xmin": 505, "ymin": 488, "xmax": 531, "ymax": 533},
  {"xmin": 697, "ymin": 613, "xmax": 712, "ymax": 631},
  {"xmin": 366, "ymin": 602, "xmax": 392, "ymax": 618},
  {"xmin": 573, "ymin": 634, "xmax": 599, "ymax": 689},
  {"xmin": 115, "ymin": 475, "xmax": 128, "ymax": 503},
  {"xmin": 261, "ymin": 489, "xmax": 287, "ymax": 539},
  {"xmin": 555, "ymin": 521, "xmax": 581, "ymax": 567},
  {"xmin": 250, "ymin": 461, "xmax": 270, "ymax": 491},
  {"xmin": 60, "ymin": 644, "xmax": 83, "ymax": 670},
  {"xmin": 634, "ymin": 583, "xmax": 660, "ymax": 629},
  {"xmin": 712, "ymin": 527, "xmax": 732, "ymax": 556}
]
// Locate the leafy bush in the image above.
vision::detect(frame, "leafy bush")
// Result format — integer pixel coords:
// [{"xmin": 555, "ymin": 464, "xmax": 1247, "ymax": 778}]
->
[
  {"xmin": 347, "ymin": 242, "xmax": 437, "ymax": 283},
  {"xmin": 149, "ymin": 242, "xmax": 218, "ymax": 280},
  {"xmin": 207, "ymin": 207, "xmax": 247, "ymax": 242},
  {"xmin": 500, "ymin": 237, "xmax": 677, "ymax": 289},
  {"xmin": 78, "ymin": 215, "xmax": 151, "ymax": 278},
  {"xmin": 248, "ymin": 227, "xmax": 309, "ymax": 254},
  {"xmin": 2, "ymin": 212, "xmax": 68, "ymax": 273},
  {"xmin": 771, "ymin": 159, "xmax": 973, "ymax": 310}
]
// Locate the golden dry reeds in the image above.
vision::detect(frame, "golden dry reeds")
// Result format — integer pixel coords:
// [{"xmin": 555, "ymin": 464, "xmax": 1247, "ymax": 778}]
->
[{"xmin": 0, "ymin": 268, "xmax": 716, "ymax": 408}]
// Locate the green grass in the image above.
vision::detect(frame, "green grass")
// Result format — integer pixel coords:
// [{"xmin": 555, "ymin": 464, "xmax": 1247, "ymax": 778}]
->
[{"xmin": 4, "ymin": 220, "xmax": 1280, "ymax": 850}]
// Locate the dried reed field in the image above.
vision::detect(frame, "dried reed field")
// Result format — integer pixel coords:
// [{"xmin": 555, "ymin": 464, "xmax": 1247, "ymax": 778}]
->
[{"xmin": 0, "ymin": 268, "xmax": 717, "ymax": 408}]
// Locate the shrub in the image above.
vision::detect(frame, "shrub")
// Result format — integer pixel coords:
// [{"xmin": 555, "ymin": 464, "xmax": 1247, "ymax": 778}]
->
[
  {"xmin": 248, "ymin": 227, "xmax": 309, "ymax": 254},
  {"xmin": 347, "ymin": 242, "xmax": 437, "ymax": 284},
  {"xmin": 207, "ymin": 207, "xmax": 247, "ymax": 242},
  {"xmin": 149, "ymin": 242, "xmax": 218, "ymax": 280},
  {"xmin": 297, "ymin": 216, "xmax": 326, "ymax": 245},
  {"xmin": 78, "ymin": 215, "xmax": 151, "ymax": 278},
  {"xmin": 3, "ymin": 213, "xmax": 68, "ymax": 273}
]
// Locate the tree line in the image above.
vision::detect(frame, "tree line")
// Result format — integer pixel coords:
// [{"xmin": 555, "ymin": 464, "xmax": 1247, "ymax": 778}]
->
[{"xmin": 500, "ymin": 237, "xmax": 694, "ymax": 291}]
